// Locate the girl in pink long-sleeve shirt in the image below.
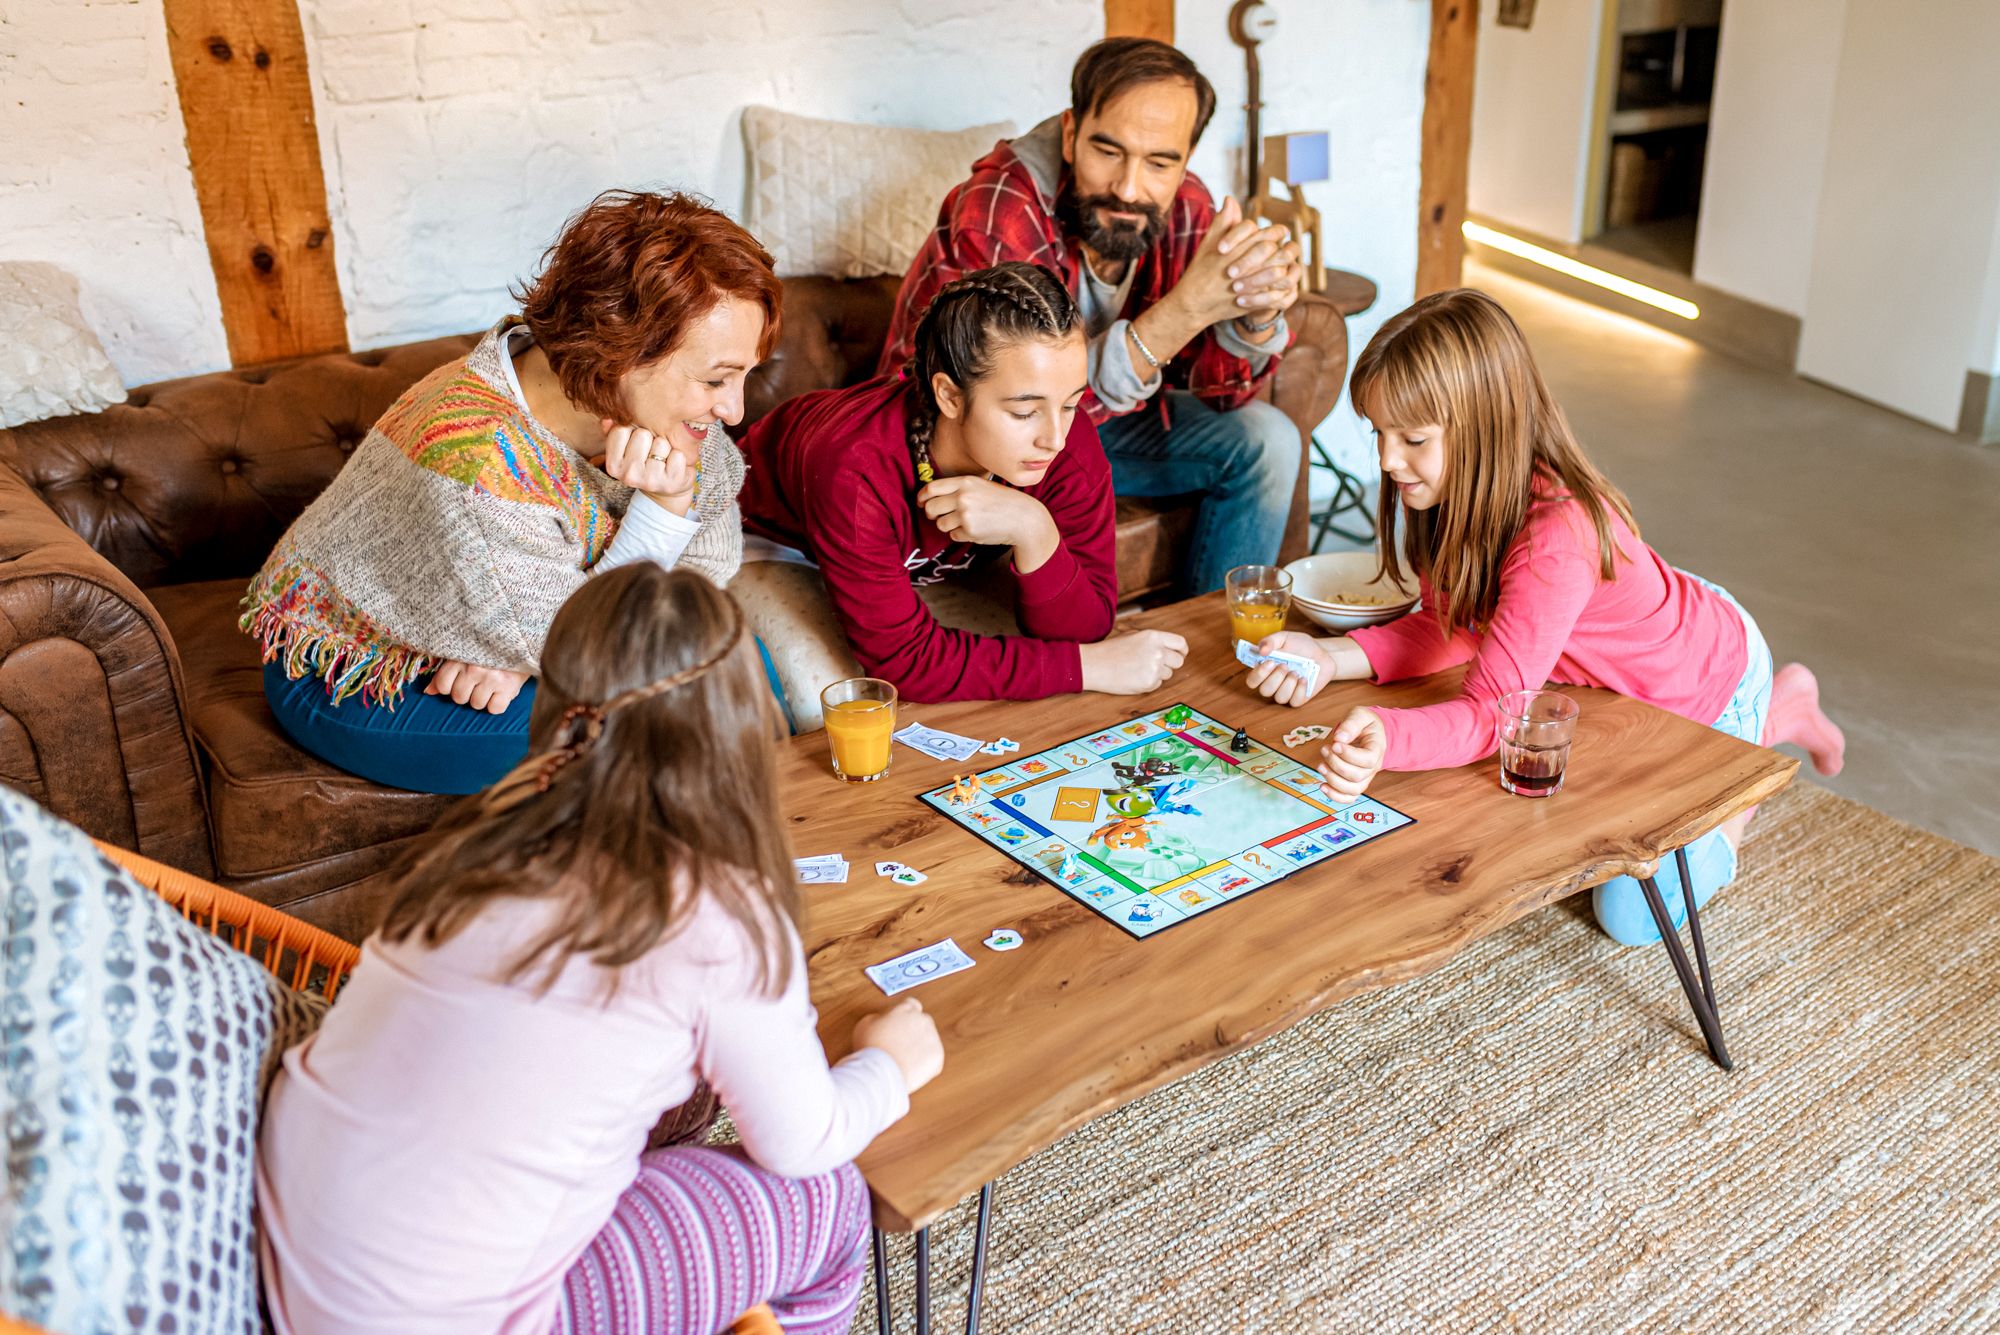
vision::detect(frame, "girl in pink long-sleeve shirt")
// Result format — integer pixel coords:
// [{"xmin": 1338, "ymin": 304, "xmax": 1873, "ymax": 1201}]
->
[
  {"xmin": 255, "ymin": 565, "xmax": 944, "ymax": 1335},
  {"xmin": 1245, "ymin": 289, "xmax": 1843, "ymax": 945}
]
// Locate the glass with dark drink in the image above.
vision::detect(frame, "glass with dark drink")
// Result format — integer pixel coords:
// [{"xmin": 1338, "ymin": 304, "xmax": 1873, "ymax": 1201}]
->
[{"xmin": 1495, "ymin": 690, "xmax": 1581, "ymax": 797}]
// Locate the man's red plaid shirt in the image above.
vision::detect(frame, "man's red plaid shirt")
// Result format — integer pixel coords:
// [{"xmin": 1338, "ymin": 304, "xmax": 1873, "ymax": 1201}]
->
[{"xmin": 878, "ymin": 133, "xmax": 1292, "ymax": 424}]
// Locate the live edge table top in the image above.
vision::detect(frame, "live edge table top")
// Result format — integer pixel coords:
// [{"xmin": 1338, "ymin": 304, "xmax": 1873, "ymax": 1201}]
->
[{"xmin": 778, "ymin": 592, "xmax": 1798, "ymax": 1232}]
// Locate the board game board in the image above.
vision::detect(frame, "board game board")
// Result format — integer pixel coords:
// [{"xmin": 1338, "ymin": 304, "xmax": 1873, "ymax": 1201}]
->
[{"xmin": 919, "ymin": 704, "xmax": 1416, "ymax": 939}]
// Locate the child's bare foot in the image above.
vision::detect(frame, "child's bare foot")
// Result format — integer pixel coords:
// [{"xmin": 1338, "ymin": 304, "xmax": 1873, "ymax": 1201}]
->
[{"xmin": 1763, "ymin": 662, "xmax": 1845, "ymax": 776}]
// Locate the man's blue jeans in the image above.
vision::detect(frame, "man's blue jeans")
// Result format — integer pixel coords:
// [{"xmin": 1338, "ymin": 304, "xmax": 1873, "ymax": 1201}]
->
[{"xmin": 1095, "ymin": 391, "xmax": 1301, "ymax": 595}]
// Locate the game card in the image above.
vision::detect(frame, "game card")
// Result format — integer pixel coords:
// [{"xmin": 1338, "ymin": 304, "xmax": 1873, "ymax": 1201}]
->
[
  {"xmin": 893, "ymin": 723, "xmax": 984, "ymax": 762},
  {"xmin": 1051, "ymin": 786, "xmax": 1100, "ymax": 821},
  {"xmin": 864, "ymin": 939, "xmax": 975, "ymax": 996},
  {"xmin": 1235, "ymin": 638, "xmax": 1321, "ymax": 693}
]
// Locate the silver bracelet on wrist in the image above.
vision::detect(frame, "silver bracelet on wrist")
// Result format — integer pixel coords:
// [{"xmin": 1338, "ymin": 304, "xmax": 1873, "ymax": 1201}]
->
[
  {"xmin": 1126, "ymin": 323, "xmax": 1162, "ymax": 371},
  {"xmin": 1237, "ymin": 310, "xmax": 1281, "ymax": 334}
]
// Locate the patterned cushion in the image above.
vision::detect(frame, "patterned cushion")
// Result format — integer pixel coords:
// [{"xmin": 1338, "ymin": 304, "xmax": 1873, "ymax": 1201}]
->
[
  {"xmin": 741, "ymin": 106, "xmax": 1013, "ymax": 279},
  {"xmin": 0, "ymin": 788, "xmax": 325, "ymax": 1332},
  {"xmin": 0, "ymin": 261, "xmax": 125, "ymax": 429},
  {"xmin": 731, "ymin": 559, "xmax": 1020, "ymax": 731}
]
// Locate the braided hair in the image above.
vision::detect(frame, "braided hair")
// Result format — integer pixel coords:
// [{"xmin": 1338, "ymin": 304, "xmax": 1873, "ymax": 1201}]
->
[{"xmin": 903, "ymin": 261, "xmax": 1082, "ymax": 482}]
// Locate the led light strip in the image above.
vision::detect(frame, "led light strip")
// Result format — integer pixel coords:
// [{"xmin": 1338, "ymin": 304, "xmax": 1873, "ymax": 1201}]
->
[{"xmin": 1462, "ymin": 221, "xmax": 1701, "ymax": 320}]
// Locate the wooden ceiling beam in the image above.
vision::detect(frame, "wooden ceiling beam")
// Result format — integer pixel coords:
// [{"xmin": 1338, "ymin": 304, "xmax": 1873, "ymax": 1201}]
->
[
  {"xmin": 164, "ymin": 0, "xmax": 347, "ymax": 365},
  {"xmin": 1105, "ymin": 0, "xmax": 1174, "ymax": 43},
  {"xmin": 1417, "ymin": 0, "xmax": 1479, "ymax": 295}
]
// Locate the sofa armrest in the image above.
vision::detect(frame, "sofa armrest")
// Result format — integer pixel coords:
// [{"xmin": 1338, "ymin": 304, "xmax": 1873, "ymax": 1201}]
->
[
  {"xmin": 1261, "ymin": 291, "xmax": 1352, "ymax": 563},
  {"xmin": 0, "ymin": 463, "xmax": 214, "ymax": 874}
]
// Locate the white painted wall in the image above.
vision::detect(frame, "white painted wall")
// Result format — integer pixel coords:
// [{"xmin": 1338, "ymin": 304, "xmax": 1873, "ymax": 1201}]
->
[
  {"xmin": 0, "ymin": 0, "xmax": 1430, "ymax": 407},
  {"xmin": 1176, "ymin": 0, "xmax": 1429, "ymax": 473},
  {"xmin": 1691, "ymin": 0, "xmax": 1847, "ymax": 318},
  {"xmin": 0, "ymin": 0, "xmax": 229, "ymax": 386},
  {"xmin": 1466, "ymin": 0, "xmax": 1604, "ymax": 245},
  {"xmin": 1796, "ymin": 0, "xmax": 2000, "ymax": 430},
  {"xmin": 299, "ymin": 0, "xmax": 1100, "ymax": 352},
  {"xmin": 1975, "ymin": 198, "xmax": 2000, "ymax": 380}
]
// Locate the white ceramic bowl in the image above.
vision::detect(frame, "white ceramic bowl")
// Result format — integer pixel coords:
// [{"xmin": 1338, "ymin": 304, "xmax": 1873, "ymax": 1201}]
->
[{"xmin": 1283, "ymin": 552, "xmax": 1417, "ymax": 631}]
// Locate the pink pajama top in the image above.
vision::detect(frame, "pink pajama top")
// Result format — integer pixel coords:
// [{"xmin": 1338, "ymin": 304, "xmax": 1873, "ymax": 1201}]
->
[
  {"xmin": 255, "ymin": 891, "xmax": 908, "ymax": 1335},
  {"xmin": 1348, "ymin": 492, "xmax": 1748, "ymax": 771}
]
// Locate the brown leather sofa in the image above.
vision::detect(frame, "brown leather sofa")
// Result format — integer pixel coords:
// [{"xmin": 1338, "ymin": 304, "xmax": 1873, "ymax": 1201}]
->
[{"xmin": 0, "ymin": 278, "xmax": 1346, "ymax": 941}]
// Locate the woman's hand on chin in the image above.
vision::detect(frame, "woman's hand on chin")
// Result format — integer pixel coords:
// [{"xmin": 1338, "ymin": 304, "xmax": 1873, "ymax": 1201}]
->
[
  {"xmin": 596, "ymin": 420, "xmax": 699, "ymax": 517},
  {"xmin": 426, "ymin": 661, "xmax": 529, "ymax": 715}
]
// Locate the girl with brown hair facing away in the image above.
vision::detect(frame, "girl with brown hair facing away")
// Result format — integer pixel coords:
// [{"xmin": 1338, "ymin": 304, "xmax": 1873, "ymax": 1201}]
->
[
  {"xmin": 1243, "ymin": 288, "xmax": 1845, "ymax": 946},
  {"xmin": 255, "ymin": 563, "xmax": 942, "ymax": 1334},
  {"xmin": 244, "ymin": 190, "xmax": 788, "ymax": 796}
]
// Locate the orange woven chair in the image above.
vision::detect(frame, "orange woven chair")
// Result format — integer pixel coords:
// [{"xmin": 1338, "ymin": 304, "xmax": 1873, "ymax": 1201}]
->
[
  {"xmin": 0, "ymin": 843, "xmax": 778, "ymax": 1335},
  {"xmin": 93, "ymin": 839, "xmax": 361, "ymax": 999}
]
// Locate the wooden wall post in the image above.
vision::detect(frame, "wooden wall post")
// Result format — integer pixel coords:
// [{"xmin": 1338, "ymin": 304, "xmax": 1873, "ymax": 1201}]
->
[
  {"xmin": 165, "ymin": 0, "xmax": 347, "ymax": 365},
  {"xmin": 1417, "ymin": 0, "xmax": 1479, "ymax": 295},
  {"xmin": 1105, "ymin": 0, "xmax": 1174, "ymax": 43}
]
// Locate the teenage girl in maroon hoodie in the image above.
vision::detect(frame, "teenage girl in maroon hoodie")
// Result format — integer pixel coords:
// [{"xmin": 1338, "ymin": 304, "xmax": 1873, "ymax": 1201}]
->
[{"xmin": 737, "ymin": 261, "xmax": 1186, "ymax": 702}]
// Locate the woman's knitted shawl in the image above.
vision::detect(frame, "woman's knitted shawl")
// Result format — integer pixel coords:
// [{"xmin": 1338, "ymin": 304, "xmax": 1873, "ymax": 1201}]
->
[{"xmin": 240, "ymin": 322, "xmax": 746, "ymax": 707}]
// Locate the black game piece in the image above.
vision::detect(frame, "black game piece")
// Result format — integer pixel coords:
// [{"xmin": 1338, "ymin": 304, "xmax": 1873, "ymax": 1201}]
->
[{"xmin": 1230, "ymin": 727, "xmax": 1251, "ymax": 753}]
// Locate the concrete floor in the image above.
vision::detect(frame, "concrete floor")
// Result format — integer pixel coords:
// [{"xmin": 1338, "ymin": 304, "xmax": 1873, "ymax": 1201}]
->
[{"xmin": 1443, "ymin": 262, "xmax": 2000, "ymax": 854}]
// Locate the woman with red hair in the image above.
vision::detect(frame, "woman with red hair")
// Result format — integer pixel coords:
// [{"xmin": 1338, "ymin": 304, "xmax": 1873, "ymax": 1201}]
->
[{"xmin": 243, "ymin": 190, "xmax": 784, "ymax": 795}]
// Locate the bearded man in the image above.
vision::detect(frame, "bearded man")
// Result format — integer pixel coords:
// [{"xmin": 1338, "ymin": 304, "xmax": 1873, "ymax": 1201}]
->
[{"xmin": 881, "ymin": 37, "xmax": 1305, "ymax": 595}]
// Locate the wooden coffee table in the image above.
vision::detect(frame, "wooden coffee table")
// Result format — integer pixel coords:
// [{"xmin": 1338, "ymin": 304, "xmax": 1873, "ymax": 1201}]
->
[{"xmin": 778, "ymin": 592, "xmax": 1796, "ymax": 1333}]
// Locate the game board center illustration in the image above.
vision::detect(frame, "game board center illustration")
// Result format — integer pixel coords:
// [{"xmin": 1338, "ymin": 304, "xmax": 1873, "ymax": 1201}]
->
[{"xmin": 919, "ymin": 705, "xmax": 1417, "ymax": 939}]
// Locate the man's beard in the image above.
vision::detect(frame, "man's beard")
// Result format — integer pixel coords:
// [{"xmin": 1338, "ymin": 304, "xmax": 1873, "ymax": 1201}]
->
[{"xmin": 1056, "ymin": 180, "xmax": 1166, "ymax": 264}]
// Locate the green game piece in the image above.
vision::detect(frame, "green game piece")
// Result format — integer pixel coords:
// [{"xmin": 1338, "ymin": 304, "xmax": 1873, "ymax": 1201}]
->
[{"xmin": 1163, "ymin": 705, "xmax": 1191, "ymax": 726}]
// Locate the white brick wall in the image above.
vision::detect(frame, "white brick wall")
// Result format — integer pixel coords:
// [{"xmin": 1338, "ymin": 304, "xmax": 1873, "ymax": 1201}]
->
[
  {"xmin": 0, "ymin": 0, "xmax": 230, "ymax": 385},
  {"xmin": 300, "ymin": 0, "xmax": 1102, "ymax": 351},
  {"xmin": 0, "ymin": 0, "xmax": 1426, "ymax": 403}
]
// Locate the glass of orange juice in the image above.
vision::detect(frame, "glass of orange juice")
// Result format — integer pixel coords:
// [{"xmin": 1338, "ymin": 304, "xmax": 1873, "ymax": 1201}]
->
[
  {"xmin": 1226, "ymin": 564, "xmax": 1293, "ymax": 646},
  {"xmin": 819, "ymin": 678, "xmax": 897, "ymax": 783}
]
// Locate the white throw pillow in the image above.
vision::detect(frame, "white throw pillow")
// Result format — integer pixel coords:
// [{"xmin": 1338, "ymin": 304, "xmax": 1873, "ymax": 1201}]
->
[
  {"xmin": 742, "ymin": 106, "xmax": 1014, "ymax": 279},
  {"xmin": 0, "ymin": 262, "xmax": 126, "ymax": 429},
  {"xmin": 0, "ymin": 788, "xmax": 326, "ymax": 1333}
]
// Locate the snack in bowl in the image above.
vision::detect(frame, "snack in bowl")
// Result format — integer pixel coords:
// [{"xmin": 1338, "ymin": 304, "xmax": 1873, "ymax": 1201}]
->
[{"xmin": 1283, "ymin": 552, "xmax": 1418, "ymax": 631}]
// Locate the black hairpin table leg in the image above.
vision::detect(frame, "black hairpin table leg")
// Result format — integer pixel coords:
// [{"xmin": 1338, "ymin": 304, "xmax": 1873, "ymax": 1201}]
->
[
  {"xmin": 1639, "ymin": 844, "xmax": 1733, "ymax": 1070},
  {"xmin": 872, "ymin": 1181, "xmax": 998, "ymax": 1335}
]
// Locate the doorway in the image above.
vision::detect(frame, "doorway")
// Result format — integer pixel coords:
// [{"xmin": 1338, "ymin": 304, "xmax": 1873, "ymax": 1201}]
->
[{"xmin": 1587, "ymin": 0, "xmax": 1721, "ymax": 274}]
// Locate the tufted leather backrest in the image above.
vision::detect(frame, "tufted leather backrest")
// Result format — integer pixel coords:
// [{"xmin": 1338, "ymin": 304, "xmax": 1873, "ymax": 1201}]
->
[
  {"xmin": 0, "ymin": 275, "xmax": 904, "ymax": 591},
  {"xmin": 0, "ymin": 337, "xmax": 477, "ymax": 590},
  {"xmin": 742, "ymin": 275, "xmax": 902, "ymax": 426}
]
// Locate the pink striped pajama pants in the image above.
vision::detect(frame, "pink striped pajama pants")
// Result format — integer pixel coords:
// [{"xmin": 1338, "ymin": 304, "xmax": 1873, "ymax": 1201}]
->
[{"xmin": 553, "ymin": 1146, "xmax": 870, "ymax": 1335}]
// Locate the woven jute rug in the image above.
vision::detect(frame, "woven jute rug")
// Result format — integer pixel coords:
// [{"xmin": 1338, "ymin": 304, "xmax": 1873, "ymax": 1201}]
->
[{"xmin": 852, "ymin": 782, "xmax": 2000, "ymax": 1332}]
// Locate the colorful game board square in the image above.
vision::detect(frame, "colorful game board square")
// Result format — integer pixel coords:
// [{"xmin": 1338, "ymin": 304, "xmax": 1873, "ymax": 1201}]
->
[
  {"xmin": 1075, "ymin": 880, "xmax": 1138, "ymax": 911},
  {"xmin": 1170, "ymin": 882, "xmax": 1218, "ymax": 911},
  {"xmin": 1272, "ymin": 834, "xmax": 1334, "ymax": 865},
  {"xmin": 1228, "ymin": 848, "xmax": 1284, "ymax": 882},
  {"xmin": 1025, "ymin": 839, "xmax": 1070, "ymax": 869},
  {"xmin": 1273, "ymin": 768, "xmax": 1327, "ymax": 795},
  {"xmin": 1053, "ymin": 745, "xmax": 1098, "ymax": 769},
  {"xmin": 1116, "ymin": 719, "xmax": 1156, "ymax": 739},
  {"xmin": 992, "ymin": 824, "xmax": 1034, "ymax": 847},
  {"xmin": 1241, "ymin": 752, "xmax": 1293, "ymax": 779},
  {"xmin": 1119, "ymin": 894, "xmax": 1185, "ymax": 936},
  {"xmin": 1345, "ymin": 799, "xmax": 1411, "ymax": 832},
  {"xmin": 1197, "ymin": 866, "xmax": 1259, "ymax": 897},
  {"xmin": 1015, "ymin": 758, "xmax": 1056, "ymax": 776},
  {"xmin": 1318, "ymin": 823, "xmax": 1359, "ymax": 847},
  {"xmin": 976, "ymin": 763, "xmax": 1026, "ymax": 789},
  {"xmin": 955, "ymin": 805, "xmax": 1004, "ymax": 830},
  {"xmin": 1083, "ymin": 730, "xmax": 1126, "ymax": 751}
]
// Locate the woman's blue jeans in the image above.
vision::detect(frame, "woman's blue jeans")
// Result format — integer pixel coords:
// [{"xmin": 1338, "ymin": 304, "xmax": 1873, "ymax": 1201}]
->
[{"xmin": 264, "ymin": 639, "xmax": 796, "ymax": 795}]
